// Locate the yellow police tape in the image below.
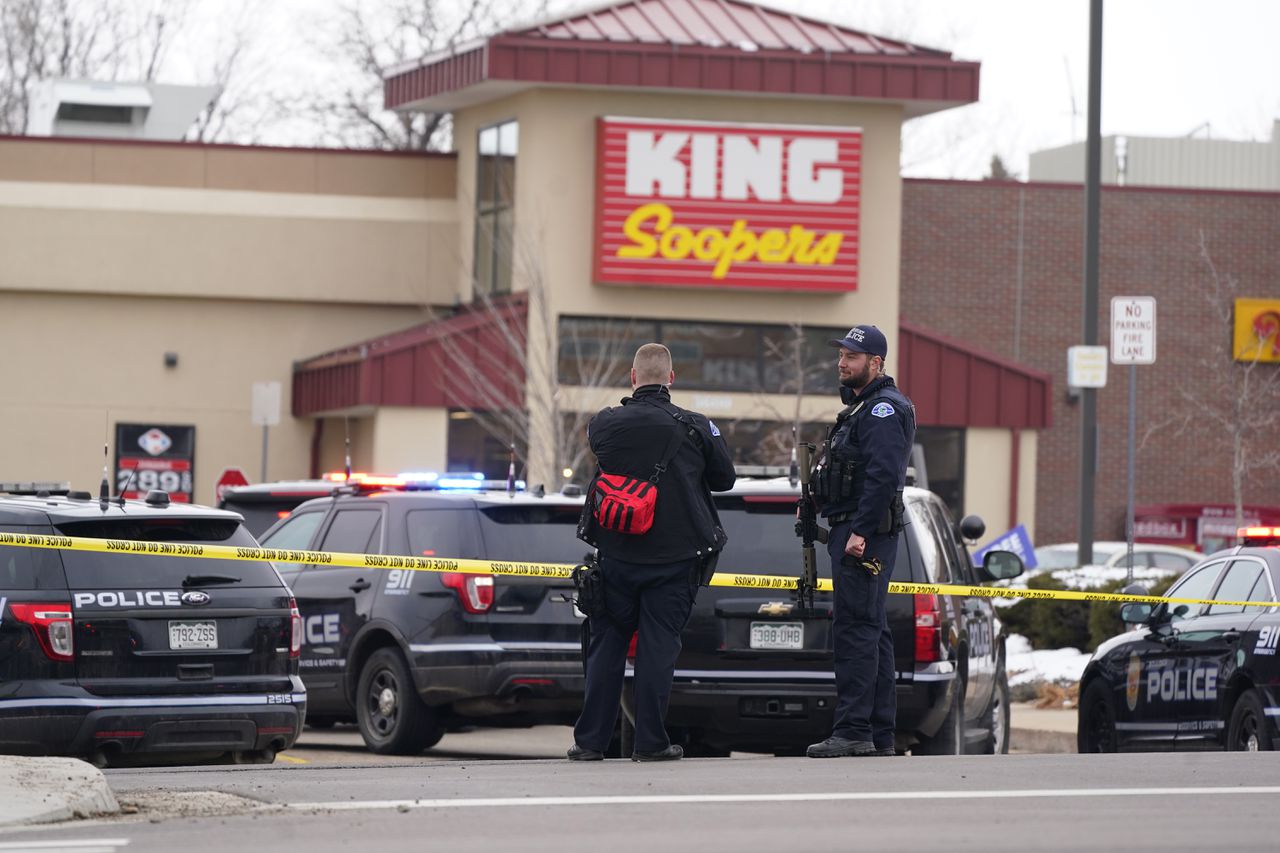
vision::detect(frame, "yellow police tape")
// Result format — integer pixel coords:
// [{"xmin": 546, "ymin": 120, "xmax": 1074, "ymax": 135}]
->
[{"xmin": 0, "ymin": 531, "xmax": 1272, "ymax": 610}]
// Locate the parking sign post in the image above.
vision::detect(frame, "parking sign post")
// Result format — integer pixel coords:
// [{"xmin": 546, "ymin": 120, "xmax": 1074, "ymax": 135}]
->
[{"xmin": 1111, "ymin": 297, "xmax": 1157, "ymax": 583}]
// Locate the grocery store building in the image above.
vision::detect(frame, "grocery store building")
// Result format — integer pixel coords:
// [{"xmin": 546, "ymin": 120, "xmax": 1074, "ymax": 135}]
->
[{"xmin": 0, "ymin": 0, "xmax": 1052, "ymax": 541}]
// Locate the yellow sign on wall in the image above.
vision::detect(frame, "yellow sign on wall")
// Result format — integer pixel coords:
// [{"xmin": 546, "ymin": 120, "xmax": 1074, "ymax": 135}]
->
[{"xmin": 1234, "ymin": 298, "xmax": 1280, "ymax": 363}]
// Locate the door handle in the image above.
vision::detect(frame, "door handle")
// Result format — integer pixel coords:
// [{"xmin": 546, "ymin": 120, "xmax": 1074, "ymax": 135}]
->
[
  {"xmin": 1222, "ymin": 630, "xmax": 1241, "ymax": 643},
  {"xmin": 349, "ymin": 579, "xmax": 372, "ymax": 592}
]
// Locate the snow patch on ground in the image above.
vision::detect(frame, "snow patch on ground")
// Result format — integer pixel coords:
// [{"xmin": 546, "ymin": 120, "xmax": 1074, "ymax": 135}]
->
[{"xmin": 1006, "ymin": 634, "xmax": 1090, "ymax": 687}]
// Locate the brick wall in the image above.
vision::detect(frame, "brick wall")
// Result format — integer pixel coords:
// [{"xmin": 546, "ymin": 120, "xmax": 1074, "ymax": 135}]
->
[{"xmin": 900, "ymin": 179, "xmax": 1280, "ymax": 546}]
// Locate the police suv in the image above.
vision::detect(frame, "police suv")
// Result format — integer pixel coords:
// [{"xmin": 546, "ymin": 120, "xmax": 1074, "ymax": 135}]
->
[
  {"xmin": 622, "ymin": 477, "xmax": 1024, "ymax": 756},
  {"xmin": 255, "ymin": 474, "xmax": 588, "ymax": 754},
  {"xmin": 1078, "ymin": 526, "xmax": 1280, "ymax": 752},
  {"xmin": 0, "ymin": 485, "xmax": 304, "ymax": 765}
]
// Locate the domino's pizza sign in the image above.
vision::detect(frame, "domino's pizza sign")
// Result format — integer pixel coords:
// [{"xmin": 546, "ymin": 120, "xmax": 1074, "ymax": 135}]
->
[{"xmin": 972, "ymin": 524, "xmax": 1037, "ymax": 569}]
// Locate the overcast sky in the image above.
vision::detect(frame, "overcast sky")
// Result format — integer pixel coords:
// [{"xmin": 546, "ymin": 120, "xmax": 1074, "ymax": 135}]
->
[{"xmin": 178, "ymin": 0, "xmax": 1280, "ymax": 180}]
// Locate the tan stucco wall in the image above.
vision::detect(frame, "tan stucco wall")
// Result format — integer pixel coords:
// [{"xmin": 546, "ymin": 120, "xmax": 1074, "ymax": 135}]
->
[
  {"xmin": 370, "ymin": 408, "xmax": 449, "ymax": 473},
  {"xmin": 0, "ymin": 292, "xmax": 420, "ymax": 503},
  {"xmin": 963, "ymin": 428, "xmax": 1013, "ymax": 537},
  {"xmin": 453, "ymin": 88, "xmax": 905, "ymax": 484},
  {"xmin": 1018, "ymin": 429, "xmax": 1038, "ymax": 542}
]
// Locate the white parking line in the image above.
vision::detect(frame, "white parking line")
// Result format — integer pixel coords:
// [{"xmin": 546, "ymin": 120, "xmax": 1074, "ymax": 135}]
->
[
  {"xmin": 0, "ymin": 841, "xmax": 129, "ymax": 852},
  {"xmin": 287, "ymin": 786, "xmax": 1280, "ymax": 811}
]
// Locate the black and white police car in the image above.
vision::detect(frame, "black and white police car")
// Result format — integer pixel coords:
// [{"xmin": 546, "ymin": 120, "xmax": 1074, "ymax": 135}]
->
[
  {"xmin": 0, "ymin": 484, "xmax": 304, "ymax": 765},
  {"xmin": 1078, "ymin": 526, "xmax": 1280, "ymax": 752},
  {"xmin": 254, "ymin": 472, "xmax": 589, "ymax": 754}
]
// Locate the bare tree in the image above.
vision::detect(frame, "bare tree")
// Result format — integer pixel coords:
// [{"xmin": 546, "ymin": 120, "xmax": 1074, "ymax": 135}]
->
[
  {"xmin": 0, "ymin": 0, "xmax": 264, "ymax": 141},
  {"xmin": 750, "ymin": 322, "xmax": 831, "ymax": 465},
  {"xmin": 428, "ymin": 278, "xmax": 636, "ymax": 489},
  {"xmin": 1143, "ymin": 231, "xmax": 1280, "ymax": 525},
  {"xmin": 302, "ymin": 0, "xmax": 548, "ymax": 151}
]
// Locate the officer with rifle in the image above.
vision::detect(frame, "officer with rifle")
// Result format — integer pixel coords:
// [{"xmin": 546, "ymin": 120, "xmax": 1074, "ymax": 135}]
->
[{"xmin": 799, "ymin": 324, "xmax": 915, "ymax": 758}]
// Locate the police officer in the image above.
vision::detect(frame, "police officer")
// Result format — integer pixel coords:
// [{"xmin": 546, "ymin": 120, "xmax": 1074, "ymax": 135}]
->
[
  {"xmin": 806, "ymin": 324, "xmax": 915, "ymax": 758},
  {"xmin": 570, "ymin": 343, "xmax": 736, "ymax": 762}
]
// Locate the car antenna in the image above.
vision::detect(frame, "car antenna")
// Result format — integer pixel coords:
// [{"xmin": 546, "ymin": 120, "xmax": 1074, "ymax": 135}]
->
[
  {"xmin": 332, "ymin": 415, "xmax": 352, "ymax": 500},
  {"xmin": 98, "ymin": 434, "xmax": 111, "ymax": 511},
  {"xmin": 115, "ymin": 461, "xmax": 137, "ymax": 509},
  {"xmin": 507, "ymin": 443, "xmax": 516, "ymax": 498}
]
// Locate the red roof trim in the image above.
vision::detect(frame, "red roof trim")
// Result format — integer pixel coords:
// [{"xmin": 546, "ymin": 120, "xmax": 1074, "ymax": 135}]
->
[
  {"xmin": 899, "ymin": 320, "xmax": 1052, "ymax": 430},
  {"xmin": 904, "ymin": 177, "xmax": 1280, "ymax": 201},
  {"xmin": 384, "ymin": 0, "xmax": 977, "ymax": 110},
  {"xmin": 0, "ymin": 133, "xmax": 453, "ymax": 159}
]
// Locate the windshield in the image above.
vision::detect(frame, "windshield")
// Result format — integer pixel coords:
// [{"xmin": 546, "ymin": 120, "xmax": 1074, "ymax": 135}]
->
[{"xmin": 55, "ymin": 517, "xmax": 282, "ymax": 588}]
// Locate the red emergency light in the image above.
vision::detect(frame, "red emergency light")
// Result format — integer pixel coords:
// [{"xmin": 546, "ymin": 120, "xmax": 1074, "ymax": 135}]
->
[{"xmin": 1238, "ymin": 526, "xmax": 1280, "ymax": 546}]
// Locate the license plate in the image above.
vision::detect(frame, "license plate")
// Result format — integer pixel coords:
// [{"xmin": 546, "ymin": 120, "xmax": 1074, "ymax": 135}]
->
[
  {"xmin": 750, "ymin": 621, "xmax": 803, "ymax": 650},
  {"xmin": 169, "ymin": 620, "xmax": 217, "ymax": 650}
]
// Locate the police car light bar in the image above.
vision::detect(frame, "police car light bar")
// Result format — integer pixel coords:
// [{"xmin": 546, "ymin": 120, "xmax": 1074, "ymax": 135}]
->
[
  {"xmin": 1238, "ymin": 526, "xmax": 1280, "ymax": 546},
  {"xmin": 320, "ymin": 471, "xmax": 524, "ymax": 493}
]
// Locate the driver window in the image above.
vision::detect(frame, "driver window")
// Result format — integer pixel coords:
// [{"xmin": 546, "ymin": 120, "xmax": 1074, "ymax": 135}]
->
[
  {"xmin": 1207, "ymin": 560, "xmax": 1264, "ymax": 615},
  {"xmin": 1164, "ymin": 561, "xmax": 1224, "ymax": 622},
  {"xmin": 259, "ymin": 511, "xmax": 325, "ymax": 551}
]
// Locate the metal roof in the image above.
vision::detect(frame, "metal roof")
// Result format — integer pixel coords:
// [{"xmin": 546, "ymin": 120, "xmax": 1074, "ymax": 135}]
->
[{"xmin": 384, "ymin": 0, "xmax": 979, "ymax": 115}]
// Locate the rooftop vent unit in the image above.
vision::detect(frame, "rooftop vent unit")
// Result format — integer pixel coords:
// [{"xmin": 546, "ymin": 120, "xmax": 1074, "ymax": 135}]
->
[{"xmin": 27, "ymin": 80, "xmax": 220, "ymax": 141}]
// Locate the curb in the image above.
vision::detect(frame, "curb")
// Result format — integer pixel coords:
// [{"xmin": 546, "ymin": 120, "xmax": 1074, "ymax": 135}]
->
[
  {"xmin": 1010, "ymin": 727, "xmax": 1076, "ymax": 754},
  {"xmin": 0, "ymin": 756, "xmax": 120, "ymax": 828}
]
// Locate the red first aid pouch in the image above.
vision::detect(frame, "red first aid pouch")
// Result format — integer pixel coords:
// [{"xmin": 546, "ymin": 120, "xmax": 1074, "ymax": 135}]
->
[{"xmin": 591, "ymin": 410, "xmax": 689, "ymax": 536}]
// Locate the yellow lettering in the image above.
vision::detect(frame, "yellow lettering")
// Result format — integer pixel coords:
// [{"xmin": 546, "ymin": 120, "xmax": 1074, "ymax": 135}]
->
[
  {"xmin": 617, "ymin": 203, "xmax": 670, "ymax": 258},
  {"xmin": 615, "ymin": 203, "xmax": 843, "ymax": 280}
]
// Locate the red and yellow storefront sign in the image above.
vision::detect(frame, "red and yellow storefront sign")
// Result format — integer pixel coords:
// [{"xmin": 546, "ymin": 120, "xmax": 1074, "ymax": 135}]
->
[
  {"xmin": 1234, "ymin": 298, "xmax": 1280, "ymax": 363},
  {"xmin": 594, "ymin": 117, "xmax": 861, "ymax": 291}
]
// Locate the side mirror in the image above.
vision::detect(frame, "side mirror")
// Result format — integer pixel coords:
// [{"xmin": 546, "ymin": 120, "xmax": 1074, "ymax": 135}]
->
[
  {"xmin": 979, "ymin": 549, "xmax": 1024, "ymax": 582},
  {"xmin": 958, "ymin": 515, "xmax": 986, "ymax": 542},
  {"xmin": 1119, "ymin": 583, "xmax": 1153, "ymax": 624}
]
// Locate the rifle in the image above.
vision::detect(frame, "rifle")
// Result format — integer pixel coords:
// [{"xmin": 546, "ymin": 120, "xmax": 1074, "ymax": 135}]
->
[{"xmin": 795, "ymin": 442, "xmax": 828, "ymax": 611}]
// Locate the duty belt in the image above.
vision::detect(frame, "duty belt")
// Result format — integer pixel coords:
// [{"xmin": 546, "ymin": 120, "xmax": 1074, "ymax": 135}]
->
[{"xmin": 826, "ymin": 511, "xmax": 854, "ymax": 524}]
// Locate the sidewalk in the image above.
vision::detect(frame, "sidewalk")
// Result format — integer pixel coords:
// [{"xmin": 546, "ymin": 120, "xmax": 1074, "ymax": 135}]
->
[
  {"xmin": 1009, "ymin": 702, "xmax": 1077, "ymax": 754},
  {"xmin": 0, "ymin": 756, "xmax": 118, "ymax": 828}
]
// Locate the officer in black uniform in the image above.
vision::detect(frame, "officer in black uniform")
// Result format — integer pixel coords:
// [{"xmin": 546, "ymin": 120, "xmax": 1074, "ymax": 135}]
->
[
  {"xmin": 806, "ymin": 324, "xmax": 915, "ymax": 758},
  {"xmin": 570, "ymin": 343, "xmax": 737, "ymax": 762}
]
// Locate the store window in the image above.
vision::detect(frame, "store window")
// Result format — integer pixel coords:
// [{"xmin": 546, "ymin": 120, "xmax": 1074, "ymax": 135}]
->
[
  {"xmin": 474, "ymin": 121, "xmax": 518, "ymax": 297},
  {"xmin": 557, "ymin": 316, "xmax": 847, "ymax": 393}
]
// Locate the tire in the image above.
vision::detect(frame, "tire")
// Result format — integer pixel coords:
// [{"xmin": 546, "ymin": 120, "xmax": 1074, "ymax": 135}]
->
[
  {"xmin": 977, "ymin": 664, "xmax": 1011, "ymax": 755},
  {"xmin": 1227, "ymin": 689, "xmax": 1274, "ymax": 752},
  {"xmin": 356, "ymin": 647, "xmax": 444, "ymax": 755},
  {"xmin": 1077, "ymin": 680, "xmax": 1119, "ymax": 753},
  {"xmin": 915, "ymin": 677, "xmax": 965, "ymax": 755}
]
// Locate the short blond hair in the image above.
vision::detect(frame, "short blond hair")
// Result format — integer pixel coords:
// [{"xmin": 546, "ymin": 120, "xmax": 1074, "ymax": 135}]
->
[{"xmin": 632, "ymin": 342, "xmax": 672, "ymax": 386}]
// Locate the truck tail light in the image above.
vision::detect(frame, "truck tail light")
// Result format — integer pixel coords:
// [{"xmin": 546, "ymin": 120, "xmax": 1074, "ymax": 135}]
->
[
  {"xmin": 289, "ymin": 598, "xmax": 302, "ymax": 659},
  {"xmin": 10, "ymin": 603, "xmax": 74, "ymax": 663},
  {"xmin": 914, "ymin": 594, "xmax": 941, "ymax": 664},
  {"xmin": 626, "ymin": 632, "xmax": 638, "ymax": 662},
  {"xmin": 442, "ymin": 573, "xmax": 495, "ymax": 614}
]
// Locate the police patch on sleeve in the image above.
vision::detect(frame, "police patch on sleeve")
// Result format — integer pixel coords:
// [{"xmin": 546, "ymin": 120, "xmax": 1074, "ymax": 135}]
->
[
  {"xmin": 709, "ymin": 420, "xmax": 721, "ymax": 436},
  {"xmin": 870, "ymin": 402, "xmax": 895, "ymax": 418}
]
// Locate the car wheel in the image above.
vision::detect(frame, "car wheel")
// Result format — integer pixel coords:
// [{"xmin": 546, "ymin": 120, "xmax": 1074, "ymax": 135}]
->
[
  {"xmin": 915, "ymin": 676, "xmax": 965, "ymax": 755},
  {"xmin": 1227, "ymin": 689, "xmax": 1273, "ymax": 752},
  {"xmin": 356, "ymin": 647, "xmax": 444, "ymax": 755},
  {"xmin": 977, "ymin": 664, "xmax": 1011, "ymax": 755},
  {"xmin": 1078, "ymin": 680, "xmax": 1118, "ymax": 753}
]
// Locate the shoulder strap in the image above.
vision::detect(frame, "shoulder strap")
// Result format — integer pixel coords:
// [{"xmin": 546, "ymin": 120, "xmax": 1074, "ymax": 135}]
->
[{"xmin": 638, "ymin": 398, "xmax": 692, "ymax": 483}]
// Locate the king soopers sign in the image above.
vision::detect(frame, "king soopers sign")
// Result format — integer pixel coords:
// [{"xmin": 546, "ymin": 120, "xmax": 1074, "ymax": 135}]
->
[{"xmin": 595, "ymin": 117, "xmax": 862, "ymax": 292}]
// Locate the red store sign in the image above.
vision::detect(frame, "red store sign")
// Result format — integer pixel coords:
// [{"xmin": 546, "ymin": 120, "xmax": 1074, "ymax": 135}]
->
[{"xmin": 594, "ymin": 117, "xmax": 861, "ymax": 292}]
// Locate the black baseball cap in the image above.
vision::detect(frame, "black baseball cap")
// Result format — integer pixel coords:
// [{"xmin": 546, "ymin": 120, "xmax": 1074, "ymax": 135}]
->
[{"xmin": 829, "ymin": 324, "xmax": 888, "ymax": 359}]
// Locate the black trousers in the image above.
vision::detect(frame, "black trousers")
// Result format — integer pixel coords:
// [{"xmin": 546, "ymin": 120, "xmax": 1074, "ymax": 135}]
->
[
  {"xmin": 573, "ymin": 555, "xmax": 697, "ymax": 754},
  {"xmin": 827, "ymin": 520, "xmax": 899, "ymax": 748}
]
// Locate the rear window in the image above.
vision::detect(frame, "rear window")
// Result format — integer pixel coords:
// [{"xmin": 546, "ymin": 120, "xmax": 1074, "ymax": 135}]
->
[
  {"xmin": 220, "ymin": 498, "xmax": 299, "ymax": 538},
  {"xmin": 0, "ymin": 525, "xmax": 68, "ymax": 590},
  {"xmin": 54, "ymin": 517, "xmax": 282, "ymax": 588},
  {"xmin": 477, "ymin": 504, "xmax": 590, "ymax": 564},
  {"xmin": 715, "ymin": 496, "xmax": 910, "ymax": 581}
]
